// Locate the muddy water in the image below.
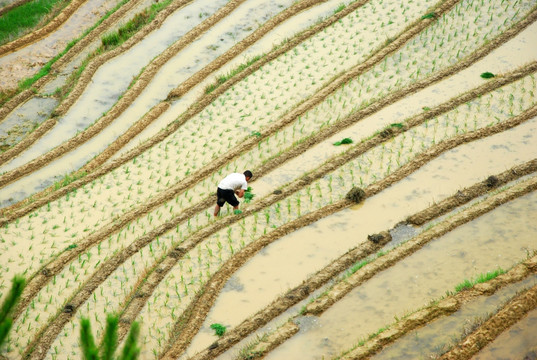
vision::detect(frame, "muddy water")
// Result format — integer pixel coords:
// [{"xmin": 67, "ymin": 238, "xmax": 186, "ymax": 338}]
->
[
  {"xmin": 0, "ymin": 0, "xmax": 123, "ymax": 92},
  {"xmin": 471, "ymin": 307, "xmax": 537, "ymax": 360},
  {"xmin": 254, "ymin": 21, "xmax": 537, "ymax": 194},
  {"xmin": 266, "ymin": 189, "xmax": 537, "ymax": 359},
  {"xmin": 38, "ymin": 0, "xmax": 158, "ymax": 96},
  {"xmin": 182, "ymin": 117, "xmax": 537, "ymax": 357},
  {"xmin": 111, "ymin": 0, "xmax": 358, "ymax": 159},
  {"xmin": 0, "ymin": 97, "xmax": 58, "ymax": 149},
  {"xmin": 373, "ymin": 274, "xmax": 537, "ymax": 359}
]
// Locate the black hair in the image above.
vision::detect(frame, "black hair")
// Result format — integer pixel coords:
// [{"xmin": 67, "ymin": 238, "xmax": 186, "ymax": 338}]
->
[{"xmin": 244, "ymin": 170, "xmax": 253, "ymax": 179}]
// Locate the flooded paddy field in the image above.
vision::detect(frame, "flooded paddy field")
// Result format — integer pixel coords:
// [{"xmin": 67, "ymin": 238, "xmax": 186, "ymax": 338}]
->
[{"xmin": 0, "ymin": 0, "xmax": 536, "ymax": 359}]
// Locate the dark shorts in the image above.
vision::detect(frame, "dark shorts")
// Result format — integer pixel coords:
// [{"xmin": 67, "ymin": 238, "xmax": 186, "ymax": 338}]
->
[{"xmin": 216, "ymin": 187, "xmax": 239, "ymax": 207}]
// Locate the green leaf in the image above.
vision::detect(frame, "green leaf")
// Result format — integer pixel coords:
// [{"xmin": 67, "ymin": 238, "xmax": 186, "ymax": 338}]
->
[
  {"xmin": 101, "ymin": 315, "xmax": 119, "ymax": 360},
  {"xmin": 480, "ymin": 72, "xmax": 495, "ymax": 79},
  {"xmin": 80, "ymin": 318, "xmax": 99, "ymax": 360},
  {"xmin": 119, "ymin": 321, "xmax": 140, "ymax": 360}
]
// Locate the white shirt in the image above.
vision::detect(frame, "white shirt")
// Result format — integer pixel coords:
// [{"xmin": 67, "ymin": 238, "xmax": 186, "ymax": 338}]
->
[{"xmin": 218, "ymin": 173, "xmax": 248, "ymax": 191}]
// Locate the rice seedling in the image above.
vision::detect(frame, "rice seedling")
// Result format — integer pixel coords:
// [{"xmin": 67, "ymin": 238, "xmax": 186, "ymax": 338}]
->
[
  {"xmin": 333, "ymin": 138, "xmax": 353, "ymax": 146},
  {"xmin": 480, "ymin": 71, "xmax": 495, "ymax": 78},
  {"xmin": 210, "ymin": 323, "xmax": 227, "ymax": 337}
]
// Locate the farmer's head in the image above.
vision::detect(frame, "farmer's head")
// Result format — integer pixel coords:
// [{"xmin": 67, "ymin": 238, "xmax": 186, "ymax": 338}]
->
[{"xmin": 244, "ymin": 170, "xmax": 253, "ymax": 181}]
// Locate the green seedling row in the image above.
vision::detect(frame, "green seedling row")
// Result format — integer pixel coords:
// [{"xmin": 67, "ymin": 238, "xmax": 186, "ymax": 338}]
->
[
  {"xmin": 5, "ymin": 11, "xmax": 537, "ymax": 354},
  {"xmin": 120, "ymin": 70, "xmax": 537, "ymax": 357},
  {"xmin": 0, "ymin": 0, "xmax": 532, "ymax": 330},
  {"xmin": 0, "ymin": 0, "xmax": 443, "ymax": 294},
  {"xmin": 1, "ymin": 0, "xmax": 535, "ymax": 355}
]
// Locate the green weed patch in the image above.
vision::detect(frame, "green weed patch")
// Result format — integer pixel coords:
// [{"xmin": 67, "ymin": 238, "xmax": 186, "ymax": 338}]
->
[{"xmin": 0, "ymin": 0, "xmax": 70, "ymax": 46}]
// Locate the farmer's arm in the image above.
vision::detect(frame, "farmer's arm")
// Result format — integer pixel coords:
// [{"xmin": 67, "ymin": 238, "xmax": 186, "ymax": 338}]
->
[{"xmin": 235, "ymin": 189, "xmax": 246, "ymax": 198}]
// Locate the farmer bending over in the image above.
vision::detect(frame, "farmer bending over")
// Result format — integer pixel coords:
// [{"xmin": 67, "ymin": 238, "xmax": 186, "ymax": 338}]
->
[{"xmin": 214, "ymin": 170, "xmax": 253, "ymax": 217}]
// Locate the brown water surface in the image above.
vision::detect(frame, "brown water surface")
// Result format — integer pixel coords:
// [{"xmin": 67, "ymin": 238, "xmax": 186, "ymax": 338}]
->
[{"xmin": 373, "ymin": 274, "xmax": 537, "ymax": 359}]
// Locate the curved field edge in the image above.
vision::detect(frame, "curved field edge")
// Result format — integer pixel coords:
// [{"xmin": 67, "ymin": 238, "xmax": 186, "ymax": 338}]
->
[
  {"xmin": 0, "ymin": 0, "xmax": 376, "ymax": 193},
  {"xmin": 438, "ymin": 281, "xmax": 537, "ymax": 360},
  {"xmin": 0, "ymin": 0, "xmax": 334, "ymax": 184},
  {"xmin": 4, "ymin": 57, "xmax": 537, "ymax": 340},
  {"xmin": 179, "ymin": 164, "xmax": 537, "ymax": 360},
  {"xmin": 335, "ymin": 253, "xmax": 537, "ymax": 360},
  {"xmin": 11, "ymin": 59, "xmax": 536, "ymax": 334},
  {"xmin": 0, "ymin": 0, "xmax": 143, "ymax": 119},
  {"xmin": 18, "ymin": 64, "xmax": 537, "ymax": 358},
  {"xmin": 86, "ymin": 0, "xmax": 347, "ymax": 170},
  {"xmin": 2, "ymin": 0, "xmax": 534, "ymax": 224},
  {"xmin": 0, "ymin": 0, "xmax": 201, "ymax": 168},
  {"xmin": 0, "ymin": 0, "xmax": 85, "ymax": 55}
]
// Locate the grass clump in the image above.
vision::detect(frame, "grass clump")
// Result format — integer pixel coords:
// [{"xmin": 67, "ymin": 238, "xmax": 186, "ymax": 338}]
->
[
  {"xmin": 54, "ymin": 171, "xmax": 87, "ymax": 190},
  {"xmin": 0, "ymin": 276, "xmax": 26, "ymax": 347},
  {"xmin": 0, "ymin": 0, "xmax": 70, "ymax": 46},
  {"xmin": 80, "ymin": 315, "xmax": 140, "ymax": 360},
  {"xmin": 333, "ymin": 137, "xmax": 353, "ymax": 146},
  {"xmin": 421, "ymin": 12, "xmax": 437, "ymax": 20},
  {"xmin": 334, "ymin": 3, "xmax": 346, "ymax": 14},
  {"xmin": 480, "ymin": 72, "xmax": 495, "ymax": 79},
  {"xmin": 205, "ymin": 55, "xmax": 263, "ymax": 94},
  {"xmin": 100, "ymin": 8, "xmax": 153, "ymax": 50},
  {"xmin": 210, "ymin": 323, "xmax": 227, "ymax": 337},
  {"xmin": 454, "ymin": 268, "xmax": 506, "ymax": 293}
]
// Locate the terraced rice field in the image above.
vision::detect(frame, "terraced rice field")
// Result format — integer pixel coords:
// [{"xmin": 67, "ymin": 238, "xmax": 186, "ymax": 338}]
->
[{"xmin": 0, "ymin": 0, "xmax": 536, "ymax": 359}]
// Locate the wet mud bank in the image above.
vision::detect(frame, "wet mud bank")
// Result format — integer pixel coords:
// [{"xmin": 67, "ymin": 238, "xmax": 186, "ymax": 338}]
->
[
  {"xmin": 0, "ymin": 0, "xmax": 242, "ymax": 189},
  {"xmin": 340, "ymin": 255, "xmax": 537, "ymax": 359},
  {"xmin": 88, "ymin": 0, "xmax": 335, "ymax": 170},
  {"xmin": 439, "ymin": 282, "xmax": 537, "ymax": 360}
]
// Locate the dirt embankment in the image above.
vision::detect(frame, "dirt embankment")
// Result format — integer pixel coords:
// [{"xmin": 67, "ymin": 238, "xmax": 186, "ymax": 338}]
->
[
  {"xmin": 0, "ymin": 0, "xmax": 242, "ymax": 188},
  {"xmin": 340, "ymin": 254, "xmax": 537, "ymax": 359},
  {"xmin": 183, "ymin": 172, "xmax": 537, "ymax": 360},
  {"xmin": 3, "ymin": 2, "xmax": 536, "ymax": 230},
  {"xmin": 439, "ymin": 279, "xmax": 537, "ymax": 360},
  {"xmin": 0, "ymin": 0, "xmax": 372, "ymax": 197},
  {"xmin": 84, "ymin": 0, "xmax": 332, "ymax": 172}
]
